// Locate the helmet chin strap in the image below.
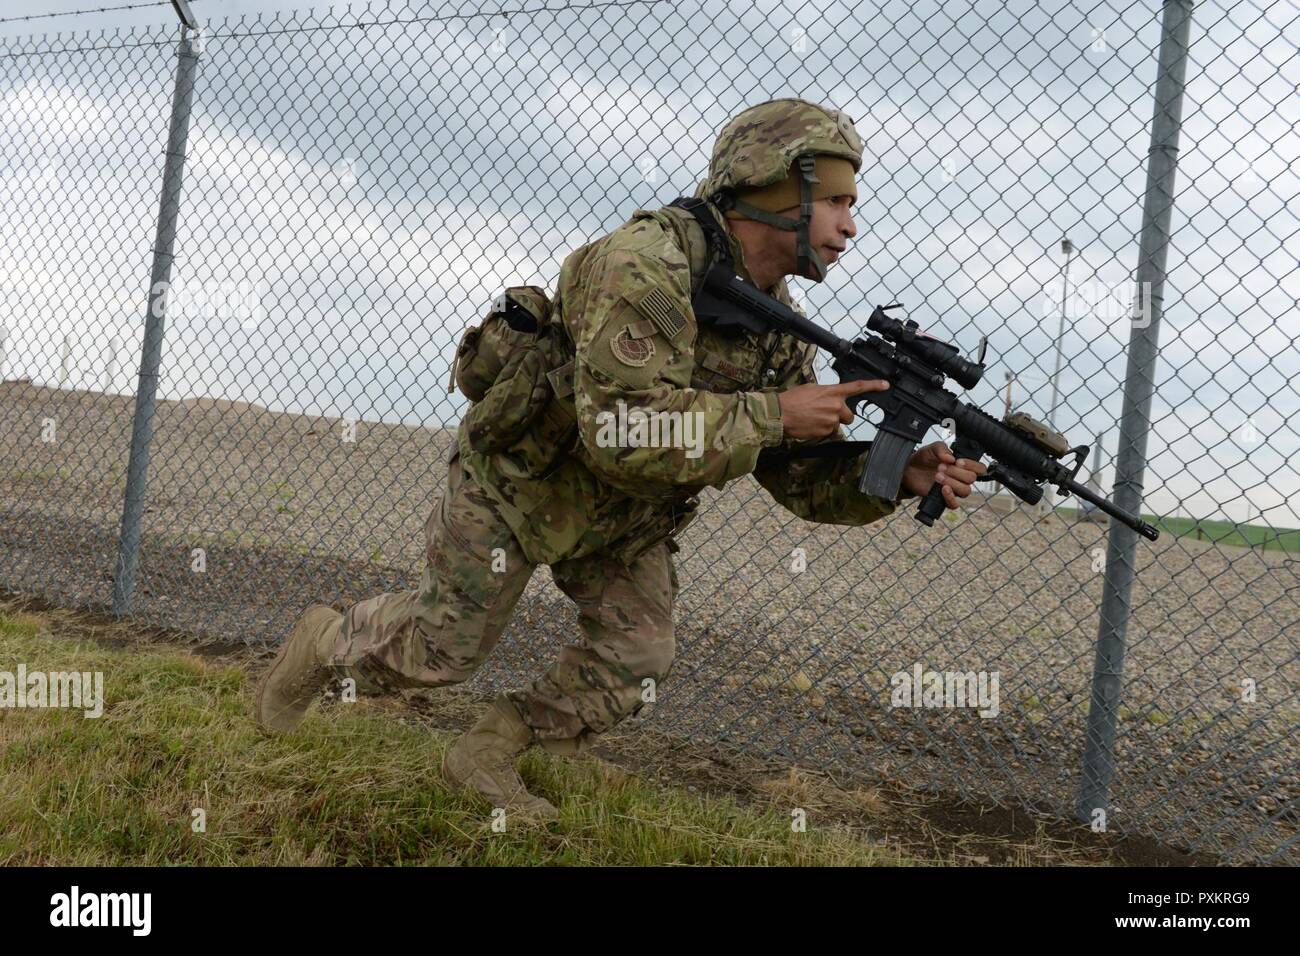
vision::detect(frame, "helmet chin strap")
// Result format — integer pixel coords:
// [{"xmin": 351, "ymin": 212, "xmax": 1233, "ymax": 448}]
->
[{"xmin": 716, "ymin": 154, "xmax": 830, "ymax": 283}]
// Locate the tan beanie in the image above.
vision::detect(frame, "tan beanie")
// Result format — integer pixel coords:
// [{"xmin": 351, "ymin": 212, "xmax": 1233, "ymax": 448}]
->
[{"xmin": 723, "ymin": 155, "xmax": 857, "ymax": 219}]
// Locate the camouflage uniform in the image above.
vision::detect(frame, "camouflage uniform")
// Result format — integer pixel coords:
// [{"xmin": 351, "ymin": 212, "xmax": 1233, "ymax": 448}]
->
[{"xmin": 328, "ymin": 99, "xmax": 898, "ymax": 754}]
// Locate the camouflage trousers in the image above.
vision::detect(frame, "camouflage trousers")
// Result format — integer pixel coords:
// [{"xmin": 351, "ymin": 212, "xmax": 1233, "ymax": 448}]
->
[{"xmin": 326, "ymin": 452, "xmax": 678, "ymax": 754}]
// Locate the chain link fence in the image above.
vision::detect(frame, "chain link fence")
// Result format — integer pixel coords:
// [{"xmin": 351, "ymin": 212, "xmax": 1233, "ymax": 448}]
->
[{"xmin": 1, "ymin": 0, "xmax": 1295, "ymax": 863}]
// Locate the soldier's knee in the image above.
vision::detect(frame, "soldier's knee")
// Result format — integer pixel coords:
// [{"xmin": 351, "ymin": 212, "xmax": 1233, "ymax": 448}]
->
[
  {"xmin": 635, "ymin": 630, "xmax": 677, "ymax": 686},
  {"xmin": 416, "ymin": 634, "xmax": 489, "ymax": 686},
  {"xmin": 406, "ymin": 602, "xmax": 513, "ymax": 684}
]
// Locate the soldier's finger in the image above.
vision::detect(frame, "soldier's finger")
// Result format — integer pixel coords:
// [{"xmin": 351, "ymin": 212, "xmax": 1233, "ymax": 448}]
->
[
  {"xmin": 837, "ymin": 403, "xmax": 855, "ymax": 425},
  {"xmin": 943, "ymin": 484, "xmax": 959, "ymax": 508},
  {"xmin": 955, "ymin": 457, "xmax": 986, "ymax": 474},
  {"xmin": 946, "ymin": 465, "xmax": 979, "ymax": 484},
  {"xmin": 835, "ymin": 379, "xmax": 889, "ymax": 395}
]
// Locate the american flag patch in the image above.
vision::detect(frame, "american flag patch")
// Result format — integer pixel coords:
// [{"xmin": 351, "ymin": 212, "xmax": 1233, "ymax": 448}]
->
[{"xmin": 634, "ymin": 287, "xmax": 687, "ymax": 340}]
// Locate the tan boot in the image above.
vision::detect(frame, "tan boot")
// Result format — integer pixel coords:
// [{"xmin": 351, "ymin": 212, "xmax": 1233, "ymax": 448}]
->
[
  {"xmin": 442, "ymin": 696, "xmax": 559, "ymax": 822},
  {"xmin": 255, "ymin": 605, "xmax": 343, "ymax": 733}
]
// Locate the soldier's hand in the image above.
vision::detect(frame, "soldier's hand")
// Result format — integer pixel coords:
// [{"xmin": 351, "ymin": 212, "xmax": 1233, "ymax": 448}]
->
[
  {"xmin": 899, "ymin": 441, "xmax": 988, "ymax": 508},
  {"xmin": 778, "ymin": 379, "xmax": 889, "ymax": 440}
]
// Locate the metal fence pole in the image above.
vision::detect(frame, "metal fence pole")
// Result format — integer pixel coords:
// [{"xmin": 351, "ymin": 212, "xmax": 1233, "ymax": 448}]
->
[
  {"xmin": 1077, "ymin": 0, "xmax": 1194, "ymax": 822},
  {"xmin": 111, "ymin": 22, "xmax": 202, "ymax": 614}
]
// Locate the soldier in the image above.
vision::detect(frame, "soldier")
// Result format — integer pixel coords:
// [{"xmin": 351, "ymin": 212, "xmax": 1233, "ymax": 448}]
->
[{"xmin": 255, "ymin": 98, "xmax": 987, "ymax": 822}]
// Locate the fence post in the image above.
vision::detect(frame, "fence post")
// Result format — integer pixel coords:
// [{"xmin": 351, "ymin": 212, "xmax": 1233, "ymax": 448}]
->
[
  {"xmin": 1077, "ymin": 0, "xmax": 1193, "ymax": 823},
  {"xmin": 111, "ymin": 19, "xmax": 202, "ymax": 614}
]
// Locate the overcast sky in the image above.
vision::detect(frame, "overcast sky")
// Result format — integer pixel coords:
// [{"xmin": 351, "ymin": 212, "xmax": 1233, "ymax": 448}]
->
[{"xmin": 1, "ymin": 0, "xmax": 1296, "ymax": 528}]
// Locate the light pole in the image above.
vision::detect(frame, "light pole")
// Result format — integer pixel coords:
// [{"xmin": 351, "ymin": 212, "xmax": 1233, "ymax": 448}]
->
[
  {"xmin": 1041, "ymin": 238, "xmax": 1075, "ymax": 515},
  {"xmin": 1047, "ymin": 238, "xmax": 1075, "ymax": 430}
]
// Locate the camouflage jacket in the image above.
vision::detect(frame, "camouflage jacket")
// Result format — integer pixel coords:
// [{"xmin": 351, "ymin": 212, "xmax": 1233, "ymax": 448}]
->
[{"xmin": 457, "ymin": 200, "xmax": 897, "ymax": 566}]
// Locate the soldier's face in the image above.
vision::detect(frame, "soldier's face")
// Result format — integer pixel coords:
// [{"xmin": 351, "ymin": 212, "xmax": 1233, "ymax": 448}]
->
[{"xmin": 775, "ymin": 194, "xmax": 858, "ymax": 270}]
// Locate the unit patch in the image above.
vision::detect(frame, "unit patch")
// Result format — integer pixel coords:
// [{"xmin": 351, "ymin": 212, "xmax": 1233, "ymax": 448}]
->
[{"xmin": 610, "ymin": 325, "xmax": 656, "ymax": 367}]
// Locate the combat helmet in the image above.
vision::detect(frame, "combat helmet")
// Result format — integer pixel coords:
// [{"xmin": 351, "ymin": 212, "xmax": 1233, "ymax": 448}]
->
[{"xmin": 694, "ymin": 97, "xmax": 864, "ymax": 282}]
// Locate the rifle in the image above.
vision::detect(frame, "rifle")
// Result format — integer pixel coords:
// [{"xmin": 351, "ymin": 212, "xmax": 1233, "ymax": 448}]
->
[{"xmin": 693, "ymin": 262, "xmax": 1160, "ymax": 541}]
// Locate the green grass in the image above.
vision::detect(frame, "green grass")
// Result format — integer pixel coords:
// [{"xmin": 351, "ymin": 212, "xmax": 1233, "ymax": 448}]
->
[
  {"xmin": 1055, "ymin": 507, "xmax": 1299, "ymax": 553},
  {"xmin": 1144, "ymin": 515, "xmax": 1300, "ymax": 553},
  {"xmin": 7, "ymin": 465, "xmax": 71, "ymax": 481},
  {"xmin": 0, "ymin": 609, "xmax": 906, "ymax": 866}
]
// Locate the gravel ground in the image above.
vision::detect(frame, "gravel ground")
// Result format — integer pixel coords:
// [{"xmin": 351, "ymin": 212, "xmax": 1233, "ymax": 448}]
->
[{"xmin": 3, "ymin": 380, "xmax": 1296, "ymax": 863}]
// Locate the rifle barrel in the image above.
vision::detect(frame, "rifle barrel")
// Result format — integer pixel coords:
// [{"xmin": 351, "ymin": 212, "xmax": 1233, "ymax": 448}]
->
[{"xmin": 1061, "ymin": 478, "xmax": 1160, "ymax": 541}]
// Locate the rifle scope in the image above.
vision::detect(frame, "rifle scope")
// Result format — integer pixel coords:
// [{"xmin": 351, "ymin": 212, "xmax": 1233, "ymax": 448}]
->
[{"xmin": 867, "ymin": 305, "xmax": 985, "ymax": 390}]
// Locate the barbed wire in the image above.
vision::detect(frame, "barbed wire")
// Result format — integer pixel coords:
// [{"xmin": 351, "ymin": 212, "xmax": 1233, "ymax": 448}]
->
[
  {"xmin": 207, "ymin": 0, "xmax": 676, "ymax": 41},
  {"xmin": 0, "ymin": 0, "xmax": 667, "ymax": 31},
  {"xmin": 0, "ymin": 37, "xmax": 177, "ymax": 59},
  {"xmin": 0, "ymin": 0, "xmax": 671, "ymax": 58},
  {"xmin": 0, "ymin": 1, "xmax": 189, "ymax": 26}
]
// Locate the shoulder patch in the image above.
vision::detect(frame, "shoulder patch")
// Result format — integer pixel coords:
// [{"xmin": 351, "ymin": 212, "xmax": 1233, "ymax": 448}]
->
[
  {"xmin": 633, "ymin": 286, "xmax": 687, "ymax": 341},
  {"xmin": 610, "ymin": 325, "xmax": 656, "ymax": 367}
]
